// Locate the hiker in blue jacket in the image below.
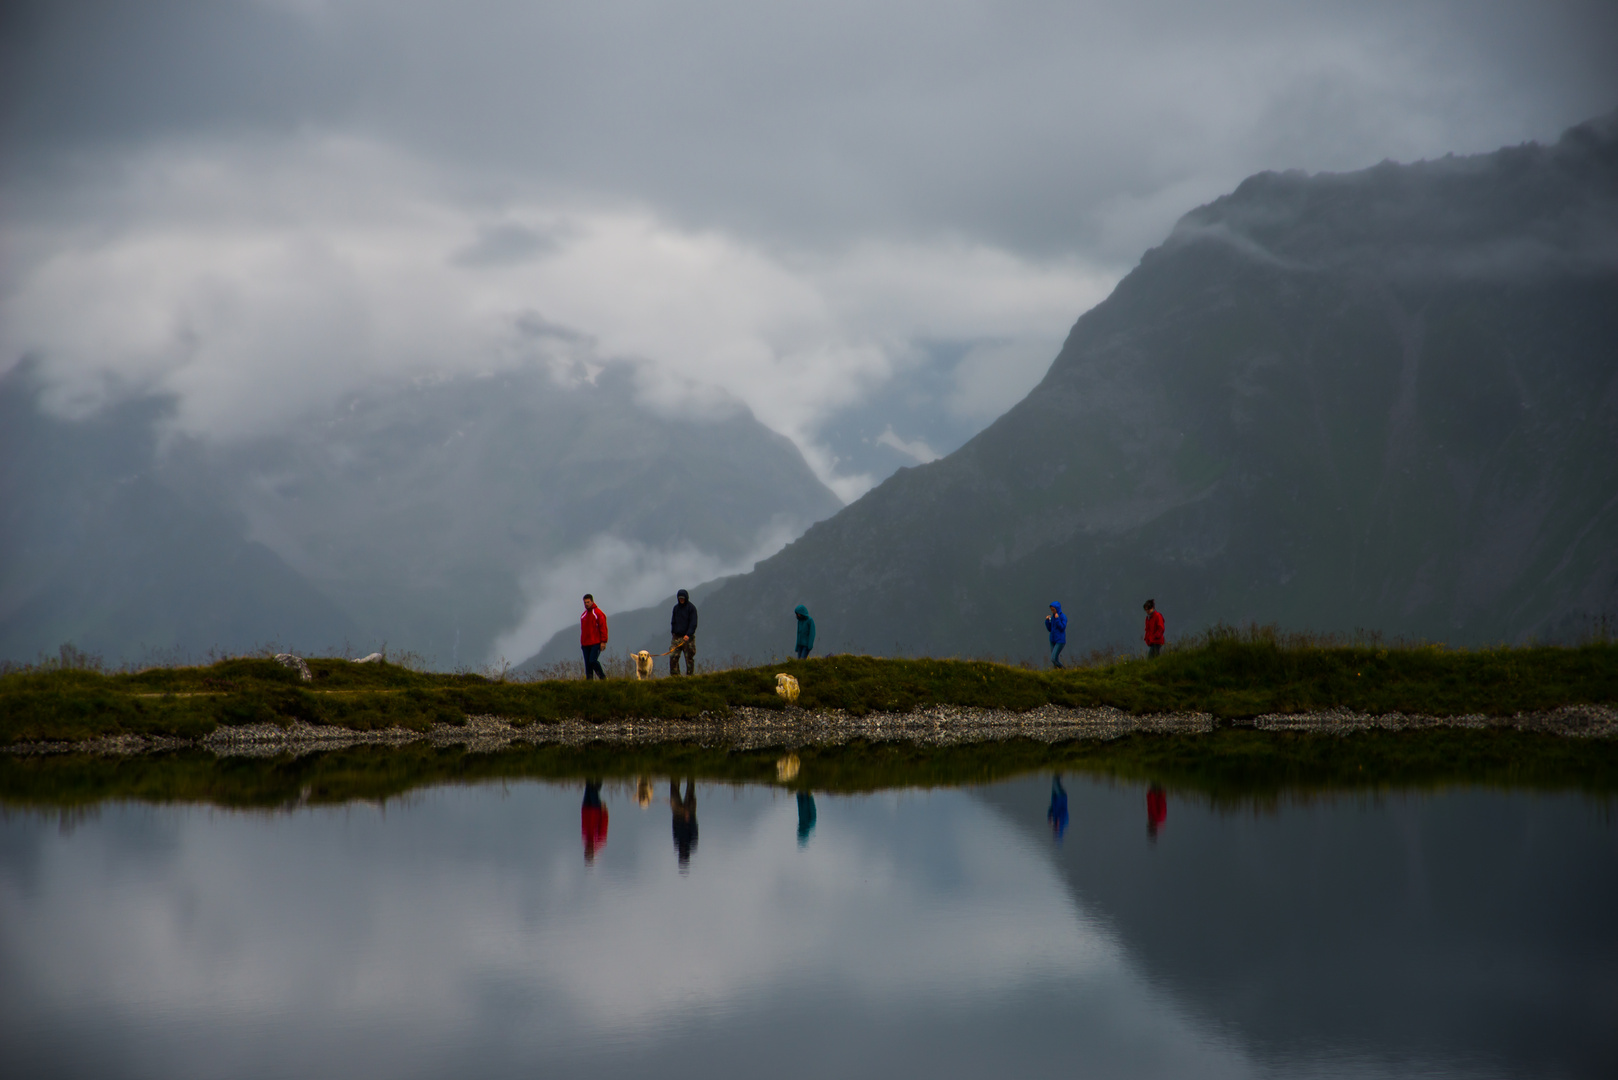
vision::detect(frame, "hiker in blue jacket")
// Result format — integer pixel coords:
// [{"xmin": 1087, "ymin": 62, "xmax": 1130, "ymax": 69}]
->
[
  {"xmin": 794, "ymin": 604, "xmax": 816, "ymax": 659},
  {"xmin": 1045, "ymin": 601, "xmax": 1068, "ymax": 668}
]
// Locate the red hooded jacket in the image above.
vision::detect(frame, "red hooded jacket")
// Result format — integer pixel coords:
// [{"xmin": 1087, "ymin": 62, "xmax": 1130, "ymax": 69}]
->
[
  {"xmin": 580, "ymin": 605, "xmax": 608, "ymax": 647},
  {"xmin": 1144, "ymin": 610, "xmax": 1165, "ymax": 646},
  {"xmin": 581, "ymin": 803, "xmax": 608, "ymax": 861}
]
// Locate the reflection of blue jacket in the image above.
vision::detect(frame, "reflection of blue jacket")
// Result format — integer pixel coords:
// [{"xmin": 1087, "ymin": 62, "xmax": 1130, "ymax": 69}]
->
[
  {"xmin": 794, "ymin": 605, "xmax": 816, "ymax": 650},
  {"xmin": 1048, "ymin": 776, "xmax": 1069, "ymax": 840},
  {"xmin": 1046, "ymin": 602, "xmax": 1067, "ymax": 645}
]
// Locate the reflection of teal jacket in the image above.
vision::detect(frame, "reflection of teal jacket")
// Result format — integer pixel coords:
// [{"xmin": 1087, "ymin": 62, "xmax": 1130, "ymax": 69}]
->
[{"xmin": 794, "ymin": 605, "xmax": 816, "ymax": 650}]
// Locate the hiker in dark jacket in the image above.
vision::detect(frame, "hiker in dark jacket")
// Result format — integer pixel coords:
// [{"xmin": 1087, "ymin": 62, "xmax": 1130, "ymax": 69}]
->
[
  {"xmin": 670, "ymin": 778, "xmax": 698, "ymax": 870},
  {"xmin": 794, "ymin": 604, "xmax": 816, "ymax": 659},
  {"xmin": 1045, "ymin": 601, "xmax": 1068, "ymax": 668},
  {"xmin": 669, "ymin": 589, "xmax": 698, "ymax": 675}
]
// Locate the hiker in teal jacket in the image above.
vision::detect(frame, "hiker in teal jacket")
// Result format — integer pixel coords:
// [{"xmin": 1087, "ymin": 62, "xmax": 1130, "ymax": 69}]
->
[{"xmin": 794, "ymin": 604, "xmax": 816, "ymax": 659}]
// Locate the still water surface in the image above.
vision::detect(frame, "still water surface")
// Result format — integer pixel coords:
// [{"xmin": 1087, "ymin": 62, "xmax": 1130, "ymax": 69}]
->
[{"xmin": 2, "ymin": 774, "xmax": 1614, "ymax": 1079}]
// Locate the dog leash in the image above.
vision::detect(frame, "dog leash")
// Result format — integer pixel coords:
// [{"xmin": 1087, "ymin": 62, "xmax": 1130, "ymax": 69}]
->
[{"xmin": 650, "ymin": 636, "xmax": 692, "ymax": 657}]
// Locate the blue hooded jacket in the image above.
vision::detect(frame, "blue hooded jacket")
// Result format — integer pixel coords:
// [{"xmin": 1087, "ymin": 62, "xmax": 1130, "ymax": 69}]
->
[
  {"xmin": 794, "ymin": 604, "xmax": 816, "ymax": 650},
  {"xmin": 1046, "ymin": 602, "xmax": 1067, "ymax": 645}
]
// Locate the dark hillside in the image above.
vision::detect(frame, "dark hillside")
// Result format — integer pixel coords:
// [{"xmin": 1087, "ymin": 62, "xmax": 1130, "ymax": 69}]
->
[
  {"xmin": 0, "ymin": 371, "xmax": 360, "ymax": 663},
  {"xmin": 1, "ymin": 362, "xmax": 842, "ymax": 666},
  {"xmin": 664, "ymin": 112, "xmax": 1618, "ymax": 661}
]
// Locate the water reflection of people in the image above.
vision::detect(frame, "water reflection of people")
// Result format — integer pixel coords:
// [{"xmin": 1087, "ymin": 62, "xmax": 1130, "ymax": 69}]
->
[
  {"xmin": 1146, "ymin": 784, "xmax": 1167, "ymax": 841},
  {"xmin": 1047, "ymin": 775, "xmax": 1069, "ymax": 841},
  {"xmin": 669, "ymin": 778, "xmax": 698, "ymax": 869},
  {"xmin": 796, "ymin": 791, "xmax": 817, "ymax": 847},
  {"xmin": 581, "ymin": 779, "xmax": 608, "ymax": 864}
]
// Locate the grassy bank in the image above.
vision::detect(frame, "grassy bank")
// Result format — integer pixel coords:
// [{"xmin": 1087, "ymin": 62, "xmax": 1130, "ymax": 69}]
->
[
  {"xmin": 3, "ymin": 727, "xmax": 1616, "ymax": 812},
  {"xmin": 3, "ymin": 632, "xmax": 1617, "ymax": 746}
]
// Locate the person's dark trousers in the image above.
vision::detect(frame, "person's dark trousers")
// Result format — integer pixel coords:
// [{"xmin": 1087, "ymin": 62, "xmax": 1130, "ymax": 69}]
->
[
  {"xmin": 795, "ymin": 645, "xmax": 811, "ymax": 659},
  {"xmin": 1050, "ymin": 641, "xmax": 1065, "ymax": 667},
  {"xmin": 669, "ymin": 635, "xmax": 695, "ymax": 676},
  {"xmin": 582, "ymin": 644, "xmax": 606, "ymax": 679},
  {"xmin": 1147, "ymin": 644, "xmax": 1162, "ymax": 659}
]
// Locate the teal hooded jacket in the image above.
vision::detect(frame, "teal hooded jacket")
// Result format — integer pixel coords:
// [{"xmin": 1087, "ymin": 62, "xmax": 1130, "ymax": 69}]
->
[{"xmin": 794, "ymin": 605, "xmax": 816, "ymax": 650}]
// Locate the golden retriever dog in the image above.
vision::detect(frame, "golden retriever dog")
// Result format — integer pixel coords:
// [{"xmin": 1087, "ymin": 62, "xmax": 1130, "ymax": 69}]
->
[
  {"xmin": 633, "ymin": 650, "xmax": 656, "ymax": 680},
  {"xmin": 775, "ymin": 672, "xmax": 800, "ymax": 703}
]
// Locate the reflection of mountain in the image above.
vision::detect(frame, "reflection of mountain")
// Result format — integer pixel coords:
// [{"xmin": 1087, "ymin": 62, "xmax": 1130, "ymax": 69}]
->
[
  {"xmin": 1, "ymin": 363, "xmax": 840, "ymax": 664},
  {"xmin": 608, "ymin": 113, "xmax": 1618, "ymax": 661},
  {"xmin": 979, "ymin": 775, "xmax": 1618, "ymax": 1076}
]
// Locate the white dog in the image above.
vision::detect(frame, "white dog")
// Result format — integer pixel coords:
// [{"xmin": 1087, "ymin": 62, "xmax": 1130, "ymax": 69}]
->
[
  {"xmin": 775, "ymin": 673, "xmax": 800, "ymax": 703},
  {"xmin": 633, "ymin": 650, "xmax": 656, "ymax": 680}
]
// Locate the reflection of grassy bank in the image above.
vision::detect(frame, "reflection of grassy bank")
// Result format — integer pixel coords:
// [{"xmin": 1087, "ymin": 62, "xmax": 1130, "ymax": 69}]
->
[
  {"xmin": 4, "ymin": 634, "xmax": 1617, "ymax": 745},
  {"xmin": 4, "ymin": 728, "xmax": 1615, "ymax": 812}
]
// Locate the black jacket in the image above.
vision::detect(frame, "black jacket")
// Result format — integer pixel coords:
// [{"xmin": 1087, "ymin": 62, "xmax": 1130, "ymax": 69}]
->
[{"xmin": 671, "ymin": 600, "xmax": 699, "ymax": 638}]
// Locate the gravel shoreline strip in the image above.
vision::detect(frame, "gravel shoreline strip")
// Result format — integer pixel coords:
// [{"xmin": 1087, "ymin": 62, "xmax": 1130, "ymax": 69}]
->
[{"xmin": 5, "ymin": 703, "xmax": 1616, "ymax": 759}]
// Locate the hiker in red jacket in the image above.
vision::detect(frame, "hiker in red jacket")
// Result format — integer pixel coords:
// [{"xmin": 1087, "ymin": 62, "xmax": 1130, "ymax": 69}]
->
[
  {"xmin": 581, "ymin": 779, "xmax": 608, "ymax": 863},
  {"xmin": 580, "ymin": 594, "xmax": 609, "ymax": 680},
  {"xmin": 1147, "ymin": 784, "xmax": 1167, "ymax": 841},
  {"xmin": 1143, "ymin": 599, "xmax": 1165, "ymax": 659}
]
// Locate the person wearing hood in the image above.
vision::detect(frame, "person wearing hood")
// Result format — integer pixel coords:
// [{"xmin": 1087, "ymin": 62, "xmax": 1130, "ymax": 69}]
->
[
  {"xmin": 669, "ymin": 589, "xmax": 698, "ymax": 675},
  {"xmin": 796, "ymin": 791, "xmax": 817, "ymax": 848},
  {"xmin": 1045, "ymin": 602, "xmax": 1068, "ymax": 668},
  {"xmin": 670, "ymin": 778, "xmax": 698, "ymax": 870},
  {"xmin": 1048, "ymin": 775, "xmax": 1069, "ymax": 841},
  {"xmin": 793, "ymin": 604, "xmax": 816, "ymax": 659}
]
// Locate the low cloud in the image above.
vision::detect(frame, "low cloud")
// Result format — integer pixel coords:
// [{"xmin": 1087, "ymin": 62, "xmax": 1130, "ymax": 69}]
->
[
  {"xmin": 490, "ymin": 519, "xmax": 802, "ymax": 665},
  {"xmin": 875, "ymin": 426, "xmax": 941, "ymax": 465},
  {"xmin": 947, "ymin": 338, "xmax": 1068, "ymax": 423},
  {"xmin": 5, "ymin": 0, "xmax": 1614, "ymax": 510},
  {"xmin": 0, "ymin": 139, "xmax": 1107, "ymax": 498}
]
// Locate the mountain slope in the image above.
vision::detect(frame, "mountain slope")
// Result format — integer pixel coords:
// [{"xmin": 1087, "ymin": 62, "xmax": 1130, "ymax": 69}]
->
[
  {"xmin": 160, "ymin": 363, "xmax": 842, "ymax": 667},
  {"xmin": 0, "ymin": 367, "xmax": 361, "ymax": 663},
  {"xmin": 2, "ymin": 363, "xmax": 842, "ymax": 666},
  {"xmin": 636, "ymin": 112, "xmax": 1618, "ymax": 662}
]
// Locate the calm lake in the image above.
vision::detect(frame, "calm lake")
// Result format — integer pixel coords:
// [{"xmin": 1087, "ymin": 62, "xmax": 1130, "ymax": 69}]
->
[{"xmin": 2, "ymin": 763, "xmax": 1615, "ymax": 1079}]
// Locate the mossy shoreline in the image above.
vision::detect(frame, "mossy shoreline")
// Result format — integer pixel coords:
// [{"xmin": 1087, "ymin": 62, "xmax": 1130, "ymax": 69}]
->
[
  {"xmin": 4, "ymin": 724, "xmax": 1616, "ymax": 813},
  {"xmin": 5, "ymin": 637, "xmax": 1617, "ymax": 747}
]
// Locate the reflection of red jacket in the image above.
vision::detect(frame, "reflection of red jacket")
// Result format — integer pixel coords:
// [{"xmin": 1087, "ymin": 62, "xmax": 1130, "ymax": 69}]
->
[
  {"xmin": 582, "ymin": 805, "xmax": 609, "ymax": 860},
  {"xmin": 1144, "ymin": 610, "xmax": 1165, "ymax": 646},
  {"xmin": 580, "ymin": 606, "xmax": 608, "ymax": 646},
  {"xmin": 1147, "ymin": 788, "xmax": 1167, "ymax": 828}
]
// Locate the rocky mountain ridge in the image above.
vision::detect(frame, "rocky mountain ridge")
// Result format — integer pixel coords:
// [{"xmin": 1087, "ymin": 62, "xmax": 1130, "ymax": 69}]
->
[{"xmin": 553, "ymin": 111, "xmax": 1618, "ymax": 665}]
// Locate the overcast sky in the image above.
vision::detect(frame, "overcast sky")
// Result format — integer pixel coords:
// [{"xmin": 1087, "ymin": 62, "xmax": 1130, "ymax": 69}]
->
[{"xmin": 4, "ymin": 0, "xmax": 1616, "ymax": 498}]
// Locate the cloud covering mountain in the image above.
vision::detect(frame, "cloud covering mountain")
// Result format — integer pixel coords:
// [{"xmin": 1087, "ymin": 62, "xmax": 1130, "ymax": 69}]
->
[
  {"xmin": 5, "ymin": 1, "xmax": 1617, "ymax": 498},
  {"xmin": 0, "ymin": 363, "xmax": 839, "ymax": 665}
]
